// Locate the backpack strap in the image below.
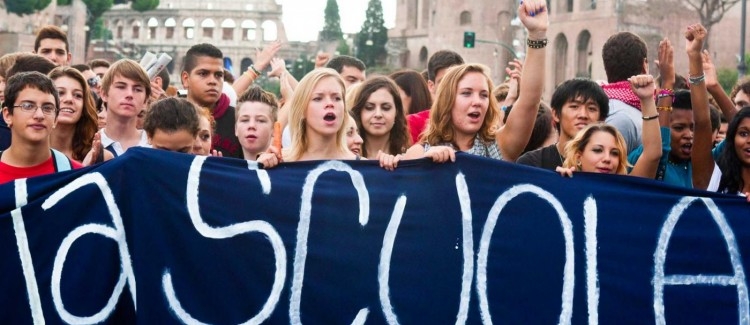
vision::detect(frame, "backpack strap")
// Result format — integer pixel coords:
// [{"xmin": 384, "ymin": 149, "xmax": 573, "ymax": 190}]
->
[
  {"xmin": 105, "ymin": 144, "xmax": 119, "ymax": 158},
  {"xmin": 51, "ymin": 149, "xmax": 72, "ymax": 172}
]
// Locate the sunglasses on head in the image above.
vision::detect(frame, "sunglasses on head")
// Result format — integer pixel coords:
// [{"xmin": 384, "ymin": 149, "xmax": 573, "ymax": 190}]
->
[{"xmin": 87, "ymin": 76, "xmax": 100, "ymax": 88}]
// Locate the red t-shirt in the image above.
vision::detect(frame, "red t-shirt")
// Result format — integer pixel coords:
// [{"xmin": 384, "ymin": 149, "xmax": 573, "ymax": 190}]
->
[
  {"xmin": 0, "ymin": 155, "xmax": 83, "ymax": 185},
  {"xmin": 407, "ymin": 109, "xmax": 431, "ymax": 144}
]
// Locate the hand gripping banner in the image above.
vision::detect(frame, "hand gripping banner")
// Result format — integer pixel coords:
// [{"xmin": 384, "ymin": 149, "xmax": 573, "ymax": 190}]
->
[{"xmin": 1, "ymin": 148, "xmax": 749, "ymax": 324}]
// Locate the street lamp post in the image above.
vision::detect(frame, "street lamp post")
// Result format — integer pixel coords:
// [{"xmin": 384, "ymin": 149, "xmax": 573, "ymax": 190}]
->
[{"xmin": 740, "ymin": 0, "xmax": 748, "ymax": 78}]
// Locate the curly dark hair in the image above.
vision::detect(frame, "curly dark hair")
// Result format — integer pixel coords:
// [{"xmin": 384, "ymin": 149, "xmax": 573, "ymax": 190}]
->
[
  {"xmin": 602, "ymin": 32, "xmax": 647, "ymax": 83},
  {"xmin": 717, "ymin": 107, "xmax": 750, "ymax": 193}
]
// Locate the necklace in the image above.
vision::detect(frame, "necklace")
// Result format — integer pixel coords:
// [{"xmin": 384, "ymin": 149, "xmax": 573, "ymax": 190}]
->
[
  {"xmin": 555, "ymin": 143, "xmax": 565, "ymax": 165},
  {"xmin": 667, "ymin": 158, "xmax": 689, "ymax": 170}
]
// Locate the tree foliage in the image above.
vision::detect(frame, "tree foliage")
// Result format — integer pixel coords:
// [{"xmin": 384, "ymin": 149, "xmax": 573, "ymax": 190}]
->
[
  {"xmin": 91, "ymin": 17, "xmax": 113, "ymax": 40},
  {"xmin": 356, "ymin": 0, "xmax": 388, "ymax": 68},
  {"xmin": 319, "ymin": 0, "xmax": 343, "ymax": 42},
  {"xmin": 690, "ymin": 0, "xmax": 740, "ymax": 49},
  {"xmin": 131, "ymin": 0, "xmax": 159, "ymax": 12},
  {"xmin": 5, "ymin": 0, "xmax": 51, "ymax": 16}
]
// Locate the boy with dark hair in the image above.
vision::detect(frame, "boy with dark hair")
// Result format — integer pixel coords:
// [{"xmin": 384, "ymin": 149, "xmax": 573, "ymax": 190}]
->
[
  {"xmin": 601, "ymin": 31, "xmax": 649, "ymax": 154},
  {"xmin": 325, "ymin": 55, "xmax": 366, "ymax": 89},
  {"xmin": 143, "ymin": 98, "xmax": 200, "ymax": 153},
  {"xmin": 88, "ymin": 59, "xmax": 111, "ymax": 79},
  {"xmin": 517, "ymin": 78, "xmax": 609, "ymax": 170},
  {"xmin": 730, "ymin": 77, "xmax": 750, "ymax": 110},
  {"xmin": 1, "ymin": 53, "xmax": 57, "ymax": 151},
  {"xmin": 100, "ymin": 59, "xmax": 152, "ymax": 156},
  {"xmin": 71, "ymin": 63, "xmax": 102, "ymax": 97},
  {"xmin": 6, "ymin": 54, "xmax": 58, "ymax": 79},
  {"xmin": 426, "ymin": 50, "xmax": 465, "ymax": 95},
  {"xmin": 34, "ymin": 25, "xmax": 71, "ymax": 66},
  {"xmin": 406, "ymin": 50, "xmax": 465, "ymax": 143},
  {"xmin": 181, "ymin": 43, "xmax": 241, "ymax": 158},
  {"xmin": 0, "ymin": 72, "xmax": 81, "ymax": 184}
]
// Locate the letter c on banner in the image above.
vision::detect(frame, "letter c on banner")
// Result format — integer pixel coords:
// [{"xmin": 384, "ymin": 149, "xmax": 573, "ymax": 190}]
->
[
  {"xmin": 174, "ymin": 155, "xmax": 287, "ymax": 324},
  {"xmin": 41, "ymin": 173, "xmax": 137, "ymax": 324},
  {"xmin": 476, "ymin": 184, "xmax": 575, "ymax": 325},
  {"xmin": 289, "ymin": 161, "xmax": 370, "ymax": 325}
]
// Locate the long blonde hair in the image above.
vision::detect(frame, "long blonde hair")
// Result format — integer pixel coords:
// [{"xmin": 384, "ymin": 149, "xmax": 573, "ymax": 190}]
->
[
  {"xmin": 562, "ymin": 123, "xmax": 630, "ymax": 175},
  {"xmin": 285, "ymin": 68, "xmax": 348, "ymax": 161},
  {"xmin": 420, "ymin": 63, "xmax": 498, "ymax": 146}
]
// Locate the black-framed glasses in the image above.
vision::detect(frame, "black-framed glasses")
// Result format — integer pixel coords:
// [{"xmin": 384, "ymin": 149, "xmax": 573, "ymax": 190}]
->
[
  {"xmin": 13, "ymin": 102, "xmax": 57, "ymax": 115},
  {"xmin": 87, "ymin": 76, "xmax": 100, "ymax": 88}
]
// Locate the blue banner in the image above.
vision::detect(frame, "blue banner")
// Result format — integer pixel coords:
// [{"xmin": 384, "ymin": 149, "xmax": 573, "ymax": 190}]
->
[{"xmin": 1, "ymin": 148, "xmax": 749, "ymax": 324}]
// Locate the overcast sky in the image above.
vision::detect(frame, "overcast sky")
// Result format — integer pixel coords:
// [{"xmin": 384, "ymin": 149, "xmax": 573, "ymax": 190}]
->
[{"xmin": 278, "ymin": 0, "xmax": 396, "ymax": 42}]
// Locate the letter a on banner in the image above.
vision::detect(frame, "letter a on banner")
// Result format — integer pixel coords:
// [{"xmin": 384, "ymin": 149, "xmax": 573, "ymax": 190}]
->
[{"xmin": 653, "ymin": 196, "xmax": 750, "ymax": 325}]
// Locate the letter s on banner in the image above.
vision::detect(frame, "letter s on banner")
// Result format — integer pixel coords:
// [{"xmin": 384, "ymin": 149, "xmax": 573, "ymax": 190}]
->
[
  {"xmin": 174, "ymin": 155, "xmax": 286, "ymax": 324},
  {"xmin": 41, "ymin": 172, "xmax": 137, "ymax": 324}
]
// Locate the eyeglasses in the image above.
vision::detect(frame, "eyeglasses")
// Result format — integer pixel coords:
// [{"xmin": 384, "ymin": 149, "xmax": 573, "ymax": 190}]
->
[
  {"xmin": 87, "ymin": 76, "xmax": 101, "ymax": 88},
  {"xmin": 13, "ymin": 102, "xmax": 57, "ymax": 115}
]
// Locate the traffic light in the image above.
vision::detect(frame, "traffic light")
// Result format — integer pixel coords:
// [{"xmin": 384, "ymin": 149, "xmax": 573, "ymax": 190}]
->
[{"xmin": 463, "ymin": 31, "xmax": 475, "ymax": 48}]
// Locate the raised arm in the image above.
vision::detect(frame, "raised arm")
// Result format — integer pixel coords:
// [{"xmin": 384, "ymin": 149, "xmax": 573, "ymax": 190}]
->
[
  {"xmin": 232, "ymin": 41, "xmax": 282, "ymax": 95},
  {"xmin": 655, "ymin": 38, "xmax": 675, "ymax": 129},
  {"xmin": 498, "ymin": 0, "xmax": 547, "ymax": 162},
  {"xmin": 702, "ymin": 49, "xmax": 737, "ymax": 122},
  {"xmin": 498, "ymin": 59, "xmax": 523, "ymax": 129},
  {"xmin": 685, "ymin": 24, "xmax": 713, "ymax": 189},
  {"xmin": 628, "ymin": 74, "xmax": 662, "ymax": 178}
]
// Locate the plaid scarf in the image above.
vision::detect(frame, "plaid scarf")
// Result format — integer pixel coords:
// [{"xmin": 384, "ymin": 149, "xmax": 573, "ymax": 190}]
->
[{"xmin": 601, "ymin": 81, "xmax": 641, "ymax": 110}]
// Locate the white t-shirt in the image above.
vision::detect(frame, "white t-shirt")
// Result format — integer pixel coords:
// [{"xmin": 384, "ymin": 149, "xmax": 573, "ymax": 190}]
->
[{"xmin": 100, "ymin": 129, "xmax": 151, "ymax": 157}]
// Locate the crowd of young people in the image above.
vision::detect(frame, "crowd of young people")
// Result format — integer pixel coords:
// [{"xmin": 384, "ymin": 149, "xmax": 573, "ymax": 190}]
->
[{"xmin": 2, "ymin": 1, "xmax": 750, "ymax": 200}]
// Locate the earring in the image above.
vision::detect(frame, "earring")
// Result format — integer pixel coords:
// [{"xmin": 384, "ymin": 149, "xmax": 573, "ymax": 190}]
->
[{"xmin": 575, "ymin": 160, "xmax": 582, "ymax": 170}]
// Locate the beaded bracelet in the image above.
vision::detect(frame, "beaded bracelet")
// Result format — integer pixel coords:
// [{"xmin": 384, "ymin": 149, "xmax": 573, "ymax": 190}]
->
[
  {"xmin": 688, "ymin": 74, "xmax": 705, "ymax": 85},
  {"xmin": 656, "ymin": 106, "xmax": 673, "ymax": 112},
  {"xmin": 249, "ymin": 65, "xmax": 261, "ymax": 76},
  {"xmin": 245, "ymin": 69, "xmax": 258, "ymax": 79},
  {"xmin": 656, "ymin": 88, "xmax": 675, "ymax": 102},
  {"xmin": 527, "ymin": 38, "xmax": 548, "ymax": 49}
]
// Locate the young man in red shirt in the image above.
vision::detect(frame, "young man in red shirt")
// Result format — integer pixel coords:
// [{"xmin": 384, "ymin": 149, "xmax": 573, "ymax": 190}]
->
[{"xmin": 1, "ymin": 71, "xmax": 82, "ymax": 184}]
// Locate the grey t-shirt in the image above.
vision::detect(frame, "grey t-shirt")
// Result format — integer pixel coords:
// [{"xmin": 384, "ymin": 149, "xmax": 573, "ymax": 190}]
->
[{"xmin": 605, "ymin": 99, "xmax": 642, "ymax": 154}]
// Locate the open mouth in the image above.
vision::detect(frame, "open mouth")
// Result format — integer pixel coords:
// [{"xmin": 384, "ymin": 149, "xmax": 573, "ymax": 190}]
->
[
  {"xmin": 324, "ymin": 113, "xmax": 336, "ymax": 122},
  {"xmin": 60, "ymin": 108, "xmax": 75, "ymax": 114},
  {"xmin": 351, "ymin": 147, "xmax": 361, "ymax": 155},
  {"xmin": 468, "ymin": 112, "xmax": 481, "ymax": 119},
  {"xmin": 681, "ymin": 143, "xmax": 693, "ymax": 154}
]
